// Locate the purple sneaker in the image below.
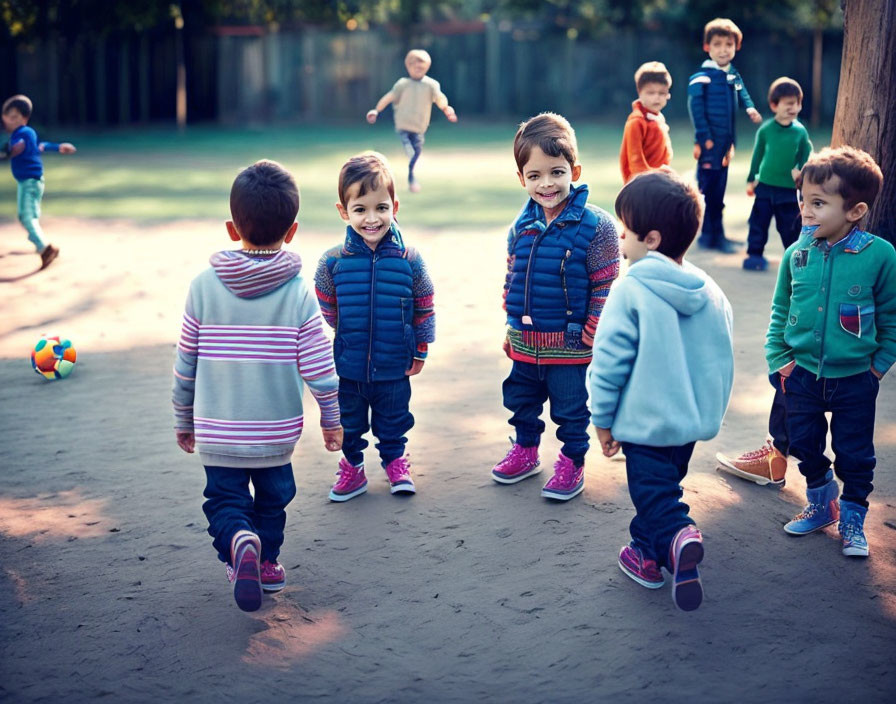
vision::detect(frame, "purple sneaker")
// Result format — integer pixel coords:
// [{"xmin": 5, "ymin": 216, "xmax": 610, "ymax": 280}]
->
[
  {"xmin": 384, "ymin": 456, "xmax": 416, "ymax": 494},
  {"xmin": 540, "ymin": 452, "xmax": 584, "ymax": 501},
  {"xmin": 491, "ymin": 441, "xmax": 541, "ymax": 484},
  {"xmin": 618, "ymin": 545, "xmax": 665, "ymax": 589},
  {"xmin": 230, "ymin": 530, "xmax": 262, "ymax": 612},
  {"xmin": 329, "ymin": 458, "xmax": 368, "ymax": 502},
  {"xmin": 260, "ymin": 560, "xmax": 286, "ymax": 592},
  {"xmin": 669, "ymin": 525, "xmax": 704, "ymax": 611}
]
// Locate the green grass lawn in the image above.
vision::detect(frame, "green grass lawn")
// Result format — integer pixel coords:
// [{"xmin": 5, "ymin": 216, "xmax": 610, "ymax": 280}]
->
[{"xmin": 0, "ymin": 120, "xmax": 831, "ymax": 232}]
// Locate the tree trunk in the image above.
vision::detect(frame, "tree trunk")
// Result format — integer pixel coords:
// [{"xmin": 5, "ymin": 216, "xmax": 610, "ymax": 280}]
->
[{"xmin": 831, "ymin": 0, "xmax": 896, "ymax": 243}]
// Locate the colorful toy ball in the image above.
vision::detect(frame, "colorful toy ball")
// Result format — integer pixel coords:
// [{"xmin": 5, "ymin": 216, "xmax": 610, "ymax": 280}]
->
[{"xmin": 31, "ymin": 335, "xmax": 77, "ymax": 380}]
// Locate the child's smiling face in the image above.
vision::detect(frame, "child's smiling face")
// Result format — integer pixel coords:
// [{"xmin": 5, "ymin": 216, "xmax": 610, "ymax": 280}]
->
[
  {"xmin": 337, "ymin": 181, "xmax": 398, "ymax": 250},
  {"xmin": 800, "ymin": 175, "xmax": 865, "ymax": 244},
  {"xmin": 517, "ymin": 146, "xmax": 581, "ymax": 211},
  {"xmin": 704, "ymin": 35, "xmax": 737, "ymax": 67}
]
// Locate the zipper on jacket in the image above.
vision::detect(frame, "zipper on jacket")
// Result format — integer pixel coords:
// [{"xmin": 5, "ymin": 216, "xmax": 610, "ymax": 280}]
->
[
  {"xmin": 560, "ymin": 249, "xmax": 572, "ymax": 315},
  {"xmin": 817, "ymin": 248, "xmax": 834, "ymax": 377},
  {"xmin": 367, "ymin": 252, "xmax": 378, "ymax": 381}
]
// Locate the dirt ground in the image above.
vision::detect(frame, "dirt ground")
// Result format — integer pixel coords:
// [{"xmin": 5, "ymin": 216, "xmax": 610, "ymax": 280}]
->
[{"xmin": 1, "ymin": 217, "xmax": 895, "ymax": 703}]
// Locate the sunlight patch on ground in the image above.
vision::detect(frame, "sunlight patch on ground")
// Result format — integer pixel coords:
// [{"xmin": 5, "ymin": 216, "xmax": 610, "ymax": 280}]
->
[
  {"xmin": 0, "ymin": 489, "xmax": 110, "ymax": 541},
  {"xmin": 243, "ymin": 602, "xmax": 347, "ymax": 669}
]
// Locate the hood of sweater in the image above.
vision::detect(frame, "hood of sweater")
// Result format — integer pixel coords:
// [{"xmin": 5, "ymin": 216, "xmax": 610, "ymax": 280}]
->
[
  {"xmin": 209, "ymin": 250, "xmax": 303, "ymax": 298},
  {"xmin": 626, "ymin": 251, "xmax": 709, "ymax": 317}
]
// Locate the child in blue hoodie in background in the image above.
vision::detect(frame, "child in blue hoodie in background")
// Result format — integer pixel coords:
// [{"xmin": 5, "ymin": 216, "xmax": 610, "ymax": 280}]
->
[
  {"xmin": 173, "ymin": 160, "xmax": 343, "ymax": 612},
  {"xmin": 589, "ymin": 170, "xmax": 734, "ymax": 612}
]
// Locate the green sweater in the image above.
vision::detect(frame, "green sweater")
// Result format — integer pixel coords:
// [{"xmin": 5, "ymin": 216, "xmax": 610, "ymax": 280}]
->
[
  {"xmin": 747, "ymin": 119, "xmax": 812, "ymax": 188},
  {"xmin": 766, "ymin": 228, "xmax": 896, "ymax": 378}
]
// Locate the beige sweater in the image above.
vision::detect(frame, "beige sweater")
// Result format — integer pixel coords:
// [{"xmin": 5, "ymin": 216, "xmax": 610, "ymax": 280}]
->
[{"xmin": 390, "ymin": 76, "xmax": 448, "ymax": 134}]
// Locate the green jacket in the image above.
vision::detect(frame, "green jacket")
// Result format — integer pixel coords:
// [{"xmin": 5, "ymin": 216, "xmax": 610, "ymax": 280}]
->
[{"xmin": 766, "ymin": 227, "xmax": 896, "ymax": 378}]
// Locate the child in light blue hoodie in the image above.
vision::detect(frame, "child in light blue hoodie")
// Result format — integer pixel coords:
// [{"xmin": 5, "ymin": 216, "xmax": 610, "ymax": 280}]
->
[{"xmin": 588, "ymin": 170, "xmax": 734, "ymax": 611}]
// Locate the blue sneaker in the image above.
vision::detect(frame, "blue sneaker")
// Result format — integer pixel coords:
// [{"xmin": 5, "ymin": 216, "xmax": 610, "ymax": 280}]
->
[
  {"xmin": 838, "ymin": 500, "xmax": 869, "ymax": 557},
  {"xmin": 784, "ymin": 479, "xmax": 840, "ymax": 535},
  {"xmin": 742, "ymin": 255, "xmax": 768, "ymax": 271}
]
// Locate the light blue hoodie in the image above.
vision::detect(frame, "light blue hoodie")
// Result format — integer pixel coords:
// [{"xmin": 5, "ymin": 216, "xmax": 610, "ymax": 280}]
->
[{"xmin": 588, "ymin": 252, "xmax": 734, "ymax": 447}]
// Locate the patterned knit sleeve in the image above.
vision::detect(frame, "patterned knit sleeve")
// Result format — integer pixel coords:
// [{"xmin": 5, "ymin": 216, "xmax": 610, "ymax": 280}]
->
[
  {"xmin": 172, "ymin": 287, "xmax": 198, "ymax": 431},
  {"xmin": 314, "ymin": 248, "xmax": 338, "ymax": 330},
  {"xmin": 408, "ymin": 247, "xmax": 435, "ymax": 359},
  {"xmin": 583, "ymin": 213, "xmax": 621, "ymax": 346},
  {"xmin": 296, "ymin": 281, "xmax": 340, "ymax": 430}
]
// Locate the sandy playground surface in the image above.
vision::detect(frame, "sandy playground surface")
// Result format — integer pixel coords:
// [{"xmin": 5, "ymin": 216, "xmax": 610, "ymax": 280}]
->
[{"xmin": 1, "ymin": 217, "xmax": 895, "ymax": 703}]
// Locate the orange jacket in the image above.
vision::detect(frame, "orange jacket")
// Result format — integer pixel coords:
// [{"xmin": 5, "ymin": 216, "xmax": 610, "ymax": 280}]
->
[{"xmin": 619, "ymin": 100, "xmax": 672, "ymax": 183}]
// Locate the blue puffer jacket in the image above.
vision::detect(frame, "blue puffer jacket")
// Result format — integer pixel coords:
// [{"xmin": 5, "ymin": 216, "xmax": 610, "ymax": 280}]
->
[
  {"xmin": 505, "ymin": 184, "xmax": 596, "ymax": 333},
  {"xmin": 324, "ymin": 225, "xmax": 417, "ymax": 382},
  {"xmin": 687, "ymin": 61, "xmax": 755, "ymax": 168}
]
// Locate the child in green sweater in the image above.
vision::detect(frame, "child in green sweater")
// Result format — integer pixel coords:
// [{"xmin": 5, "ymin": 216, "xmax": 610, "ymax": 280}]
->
[{"xmin": 744, "ymin": 78, "xmax": 812, "ymax": 271}]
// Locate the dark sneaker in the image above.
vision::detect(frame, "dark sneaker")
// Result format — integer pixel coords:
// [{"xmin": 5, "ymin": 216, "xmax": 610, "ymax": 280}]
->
[
  {"xmin": 40, "ymin": 244, "xmax": 60, "ymax": 269},
  {"xmin": 230, "ymin": 530, "xmax": 262, "ymax": 612},
  {"xmin": 669, "ymin": 525, "xmax": 704, "ymax": 611}
]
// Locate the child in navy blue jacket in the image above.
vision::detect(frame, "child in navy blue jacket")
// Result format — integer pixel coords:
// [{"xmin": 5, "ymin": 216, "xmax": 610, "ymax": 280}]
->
[
  {"xmin": 687, "ymin": 18, "xmax": 761, "ymax": 253},
  {"xmin": 315, "ymin": 153, "xmax": 435, "ymax": 501}
]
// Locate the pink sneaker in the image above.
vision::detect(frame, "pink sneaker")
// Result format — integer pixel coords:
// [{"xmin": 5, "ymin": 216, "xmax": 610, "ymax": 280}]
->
[
  {"xmin": 384, "ymin": 456, "xmax": 416, "ymax": 494},
  {"xmin": 540, "ymin": 452, "xmax": 584, "ymax": 500},
  {"xmin": 618, "ymin": 545, "xmax": 665, "ymax": 589},
  {"xmin": 669, "ymin": 525, "xmax": 704, "ymax": 612},
  {"xmin": 230, "ymin": 530, "xmax": 262, "ymax": 612},
  {"xmin": 260, "ymin": 560, "xmax": 286, "ymax": 592},
  {"xmin": 491, "ymin": 441, "xmax": 541, "ymax": 484},
  {"xmin": 329, "ymin": 458, "xmax": 368, "ymax": 502}
]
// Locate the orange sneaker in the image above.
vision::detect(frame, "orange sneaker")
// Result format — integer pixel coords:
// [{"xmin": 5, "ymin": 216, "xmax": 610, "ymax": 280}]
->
[{"xmin": 716, "ymin": 439, "xmax": 787, "ymax": 486}]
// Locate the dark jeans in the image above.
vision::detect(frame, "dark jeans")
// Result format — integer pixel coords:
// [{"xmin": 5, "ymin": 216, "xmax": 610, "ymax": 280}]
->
[
  {"xmin": 340, "ymin": 376, "xmax": 414, "ymax": 467},
  {"xmin": 621, "ymin": 441, "xmax": 697, "ymax": 570},
  {"xmin": 502, "ymin": 360, "xmax": 590, "ymax": 466},
  {"xmin": 697, "ymin": 166, "xmax": 729, "ymax": 245},
  {"xmin": 746, "ymin": 183, "xmax": 801, "ymax": 257},
  {"xmin": 397, "ymin": 130, "xmax": 424, "ymax": 183},
  {"xmin": 780, "ymin": 365, "xmax": 878, "ymax": 506},
  {"xmin": 768, "ymin": 386, "xmax": 789, "ymax": 455},
  {"xmin": 203, "ymin": 463, "xmax": 297, "ymax": 565}
]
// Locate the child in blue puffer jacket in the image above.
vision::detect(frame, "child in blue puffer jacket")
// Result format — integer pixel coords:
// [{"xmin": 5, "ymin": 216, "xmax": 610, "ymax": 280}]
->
[
  {"xmin": 491, "ymin": 112, "xmax": 619, "ymax": 502},
  {"xmin": 315, "ymin": 152, "xmax": 435, "ymax": 502}
]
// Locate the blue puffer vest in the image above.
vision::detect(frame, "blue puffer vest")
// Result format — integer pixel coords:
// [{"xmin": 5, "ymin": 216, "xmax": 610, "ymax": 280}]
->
[
  {"xmin": 505, "ymin": 184, "xmax": 596, "ymax": 334},
  {"xmin": 328, "ymin": 225, "xmax": 416, "ymax": 382},
  {"xmin": 688, "ymin": 63, "xmax": 754, "ymax": 149}
]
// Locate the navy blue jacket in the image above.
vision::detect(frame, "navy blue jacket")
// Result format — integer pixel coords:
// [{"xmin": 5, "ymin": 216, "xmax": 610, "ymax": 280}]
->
[
  {"xmin": 687, "ymin": 61, "xmax": 755, "ymax": 167},
  {"xmin": 317, "ymin": 225, "xmax": 423, "ymax": 382}
]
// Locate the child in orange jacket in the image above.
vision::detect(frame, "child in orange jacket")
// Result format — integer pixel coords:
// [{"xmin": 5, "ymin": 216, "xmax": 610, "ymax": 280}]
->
[{"xmin": 619, "ymin": 62, "xmax": 673, "ymax": 183}]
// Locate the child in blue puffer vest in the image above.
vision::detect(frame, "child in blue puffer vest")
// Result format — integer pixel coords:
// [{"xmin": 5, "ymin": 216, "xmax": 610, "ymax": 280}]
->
[
  {"xmin": 492, "ymin": 112, "xmax": 620, "ymax": 502},
  {"xmin": 315, "ymin": 152, "xmax": 435, "ymax": 501}
]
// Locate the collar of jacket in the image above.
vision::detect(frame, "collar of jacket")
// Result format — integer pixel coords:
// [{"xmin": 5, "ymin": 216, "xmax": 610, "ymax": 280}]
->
[
  {"xmin": 342, "ymin": 223, "xmax": 405, "ymax": 256},
  {"xmin": 811, "ymin": 226, "xmax": 873, "ymax": 254},
  {"xmin": 633, "ymin": 99, "xmax": 662, "ymax": 121},
  {"xmin": 515, "ymin": 183, "xmax": 590, "ymax": 235}
]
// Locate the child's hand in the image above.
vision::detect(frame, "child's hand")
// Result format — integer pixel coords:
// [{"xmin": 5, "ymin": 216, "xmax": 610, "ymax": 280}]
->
[
  {"xmin": 791, "ymin": 167, "xmax": 802, "ymax": 183},
  {"xmin": 59, "ymin": 143, "xmax": 76, "ymax": 154},
  {"xmin": 366, "ymin": 109, "xmax": 379, "ymax": 124},
  {"xmin": 746, "ymin": 181, "xmax": 756, "ymax": 197},
  {"xmin": 692, "ymin": 144, "xmax": 701, "ymax": 160},
  {"xmin": 778, "ymin": 360, "xmax": 796, "ymax": 378},
  {"xmin": 747, "ymin": 108, "xmax": 761, "ymax": 123},
  {"xmin": 581, "ymin": 329, "xmax": 594, "ymax": 348},
  {"xmin": 323, "ymin": 427, "xmax": 344, "ymax": 452},
  {"xmin": 444, "ymin": 106, "xmax": 458, "ymax": 123},
  {"xmin": 596, "ymin": 427, "xmax": 620, "ymax": 457},
  {"xmin": 722, "ymin": 145, "xmax": 734, "ymax": 167},
  {"xmin": 176, "ymin": 430, "xmax": 195, "ymax": 453},
  {"xmin": 406, "ymin": 359, "xmax": 425, "ymax": 376},
  {"xmin": 871, "ymin": 367, "xmax": 883, "ymax": 379}
]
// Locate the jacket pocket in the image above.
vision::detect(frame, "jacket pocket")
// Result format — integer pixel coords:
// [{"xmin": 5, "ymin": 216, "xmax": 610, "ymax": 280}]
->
[
  {"xmin": 400, "ymin": 297, "xmax": 416, "ymax": 368},
  {"xmin": 839, "ymin": 303, "xmax": 874, "ymax": 338}
]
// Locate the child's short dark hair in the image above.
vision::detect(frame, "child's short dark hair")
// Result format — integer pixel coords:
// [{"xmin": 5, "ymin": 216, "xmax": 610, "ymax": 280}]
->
[
  {"xmin": 513, "ymin": 112, "xmax": 578, "ymax": 173},
  {"xmin": 797, "ymin": 146, "xmax": 883, "ymax": 212},
  {"xmin": 229, "ymin": 160, "xmax": 300, "ymax": 247},
  {"xmin": 768, "ymin": 77, "xmax": 803, "ymax": 105},
  {"xmin": 634, "ymin": 62, "xmax": 672, "ymax": 91},
  {"xmin": 615, "ymin": 170, "xmax": 703, "ymax": 261},
  {"xmin": 337, "ymin": 152, "xmax": 395, "ymax": 207},
  {"xmin": 2, "ymin": 94, "xmax": 32, "ymax": 118},
  {"xmin": 703, "ymin": 18, "xmax": 743, "ymax": 50}
]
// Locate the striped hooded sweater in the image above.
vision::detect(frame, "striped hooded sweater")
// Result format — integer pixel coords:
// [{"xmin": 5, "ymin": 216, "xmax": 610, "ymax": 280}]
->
[{"xmin": 172, "ymin": 250, "xmax": 340, "ymax": 468}]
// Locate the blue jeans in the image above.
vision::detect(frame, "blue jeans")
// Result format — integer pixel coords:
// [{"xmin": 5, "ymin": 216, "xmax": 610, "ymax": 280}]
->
[
  {"xmin": 397, "ymin": 130, "xmax": 424, "ymax": 183},
  {"xmin": 620, "ymin": 441, "xmax": 696, "ymax": 569},
  {"xmin": 696, "ymin": 166, "xmax": 728, "ymax": 245},
  {"xmin": 203, "ymin": 463, "xmax": 297, "ymax": 565},
  {"xmin": 17, "ymin": 177, "xmax": 46, "ymax": 251},
  {"xmin": 746, "ymin": 183, "xmax": 801, "ymax": 257},
  {"xmin": 780, "ymin": 365, "xmax": 878, "ymax": 506},
  {"xmin": 502, "ymin": 360, "xmax": 590, "ymax": 466},
  {"xmin": 339, "ymin": 377, "xmax": 414, "ymax": 467},
  {"xmin": 768, "ymin": 386, "xmax": 789, "ymax": 455}
]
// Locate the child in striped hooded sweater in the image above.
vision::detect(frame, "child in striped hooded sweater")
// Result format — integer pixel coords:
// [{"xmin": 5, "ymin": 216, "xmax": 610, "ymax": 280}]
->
[{"xmin": 173, "ymin": 160, "xmax": 343, "ymax": 613}]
